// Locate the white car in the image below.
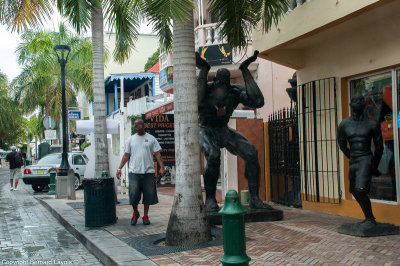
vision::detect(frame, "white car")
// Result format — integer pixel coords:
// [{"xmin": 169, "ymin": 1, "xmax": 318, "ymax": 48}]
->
[{"xmin": 22, "ymin": 152, "xmax": 88, "ymax": 192}]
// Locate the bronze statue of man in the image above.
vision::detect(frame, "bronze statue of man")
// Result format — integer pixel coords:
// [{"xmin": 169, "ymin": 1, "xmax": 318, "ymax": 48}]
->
[
  {"xmin": 337, "ymin": 94, "xmax": 383, "ymax": 225},
  {"xmin": 196, "ymin": 50, "xmax": 272, "ymax": 212}
]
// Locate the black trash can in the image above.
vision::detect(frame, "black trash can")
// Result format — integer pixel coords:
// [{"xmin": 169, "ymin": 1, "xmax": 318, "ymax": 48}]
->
[{"xmin": 83, "ymin": 178, "xmax": 117, "ymax": 227}]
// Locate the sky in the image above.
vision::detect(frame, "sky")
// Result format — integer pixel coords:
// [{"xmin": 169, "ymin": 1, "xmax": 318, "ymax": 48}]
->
[{"xmin": 0, "ymin": 12, "xmax": 154, "ymax": 81}]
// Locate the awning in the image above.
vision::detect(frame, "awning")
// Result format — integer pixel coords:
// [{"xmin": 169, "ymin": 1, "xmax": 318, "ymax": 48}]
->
[
  {"xmin": 104, "ymin": 73, "xmax": 155, "ymax": 94},
  {"xmin": 76, "ymin": 120, "xmax": 119, "ymax": 135},
  {"xmin": 145, "ymin": 101, "xmax": 174, "ymax": 120}
]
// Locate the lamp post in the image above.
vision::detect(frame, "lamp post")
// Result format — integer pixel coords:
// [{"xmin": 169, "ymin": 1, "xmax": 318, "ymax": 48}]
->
[{"xmin": 54, "ymin": 44, "xmax": 74, "ymax": 199}]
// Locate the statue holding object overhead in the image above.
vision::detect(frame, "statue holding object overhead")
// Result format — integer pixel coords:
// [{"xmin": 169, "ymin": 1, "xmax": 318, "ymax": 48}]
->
[{"xmin": 196, "ymin": 50, "xmax": 272, "ymax": 212}]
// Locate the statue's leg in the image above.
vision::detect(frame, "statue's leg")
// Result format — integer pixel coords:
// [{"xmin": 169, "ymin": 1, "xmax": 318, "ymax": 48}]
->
[
  {"xmin": 351, "ymin": 156, "xmax": 376, "ymax": 224},
  {"xmin": 224, "ymin": 128, "xmax": 272, "ymax": 210},
  {"xmin": 200, "ymin": 127, "xmax": 221, "ymax": 213},
  {"xmin": 354, "ymin": 188, "xmax": 375, "ymax": 223}
]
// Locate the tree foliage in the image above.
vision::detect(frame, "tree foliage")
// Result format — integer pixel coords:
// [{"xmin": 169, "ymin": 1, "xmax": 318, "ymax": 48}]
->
[
  {"xmin": 11, "ymin": 23, "xmax": 94, "ymax": 123},
  {"xmin": 0, "ymin": 76, "xmax": 25, "ymax": 149},
  {"xmin": 144, "ymin": 48, "xmax": 160, "ymax": 72}
]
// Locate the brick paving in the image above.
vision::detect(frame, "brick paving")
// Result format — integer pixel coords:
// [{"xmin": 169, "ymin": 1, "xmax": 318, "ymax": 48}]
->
[
  {"xmin": 0, "ymin": 169, "xmax": 102, "ymax": 265},
  {"xmin": 60, "ymin": 182, "xmax": 400, "ymax": 265}
]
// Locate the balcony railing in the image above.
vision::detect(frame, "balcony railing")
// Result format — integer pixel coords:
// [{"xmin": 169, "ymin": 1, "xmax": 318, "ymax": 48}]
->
[{"xmin": 194, "ymin": 22, "xmax": 252, "ymax": 49}]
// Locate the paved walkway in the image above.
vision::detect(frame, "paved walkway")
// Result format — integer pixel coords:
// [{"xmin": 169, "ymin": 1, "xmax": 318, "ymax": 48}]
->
[
  {"xmin": 61, "ymin": 183, "xmax": 400, "ymax": 265},
  {"xmin": 6, "ymin": 167, "xmax": 400, "ymax": 265},
  {"xmin": 0, "ymin": 169, "xmax": 102, "ymax": 265}
]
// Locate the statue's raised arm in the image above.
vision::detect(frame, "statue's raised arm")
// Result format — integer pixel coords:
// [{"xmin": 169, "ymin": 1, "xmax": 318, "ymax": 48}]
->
[
  {"xmin": 196, "ymin": 52, "xmax": 210, "ymax": 106},
  {"xmin": 238, "ymin": 50, "xmax": 264, "ymax": 108}
]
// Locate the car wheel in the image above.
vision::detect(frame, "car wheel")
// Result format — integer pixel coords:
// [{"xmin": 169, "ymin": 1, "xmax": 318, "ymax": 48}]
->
[
  {"xmin": 74, "ymin": 175, "xmax": 80, "ymax": 190},
  {"xmin": 32, "ymin": 184, "xmax": 45, "ymax": 192}
]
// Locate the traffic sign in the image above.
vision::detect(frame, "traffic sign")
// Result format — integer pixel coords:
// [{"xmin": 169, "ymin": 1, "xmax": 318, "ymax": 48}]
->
[
  {"xmin": 43, "ymin": 116, "xmax": 57, "ymax": 130},
  {"xmin": 68, "ymin": 110, "xmax": 81, "ymax": 120},
  {"xmin": 45, "ymin": 130, "xmax": 57, "ymax": 140}
]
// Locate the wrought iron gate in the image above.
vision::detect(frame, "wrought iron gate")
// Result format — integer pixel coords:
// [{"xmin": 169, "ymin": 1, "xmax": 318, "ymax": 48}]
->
[
  {"xmin": 268, "ymin": 105, "xmax": 301, "ymax": 207},
  {"xmin": 299, "ymin": 77, "xmax": 341, "ymax": 203}
]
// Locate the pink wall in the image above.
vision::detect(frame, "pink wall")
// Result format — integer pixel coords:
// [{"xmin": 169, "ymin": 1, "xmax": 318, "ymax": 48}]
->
[{"xmin": 256, "ymin": 59, "xmax": 295, "ymax": 121}]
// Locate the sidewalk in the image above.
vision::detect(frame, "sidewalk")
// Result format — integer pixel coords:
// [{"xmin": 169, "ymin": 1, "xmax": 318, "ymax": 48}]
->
[{"xmin": 38, "ymin": 184, "xmax": 400, "ymax": 266}]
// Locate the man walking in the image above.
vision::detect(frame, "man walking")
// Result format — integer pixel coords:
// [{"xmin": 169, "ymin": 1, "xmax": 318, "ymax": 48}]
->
[
  {"xmin": 116, "ymin": 119, "xmax": 165, "ymax": 225},
  {"xmin": 5, "ymin": 146, "xmax": 24, "ymax": 191}
]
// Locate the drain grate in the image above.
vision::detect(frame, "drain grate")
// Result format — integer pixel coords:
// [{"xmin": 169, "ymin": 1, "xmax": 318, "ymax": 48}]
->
[
  {"xmin": 67, "ymin": 198, "xmax": 130, "ymax": 209},
  {"xmin": 121, "ymin": 227, "xmax": 224, "ymax": 256}
]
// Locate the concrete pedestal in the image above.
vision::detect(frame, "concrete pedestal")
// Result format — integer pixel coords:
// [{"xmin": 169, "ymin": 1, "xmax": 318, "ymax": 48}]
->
[
  {"xmin": 338, "ymin": 221, "xmax": 399, "ymax": 237},
  {"xmin": 207, "ymin": 206, "xmax": 283, "ymax": 226},
  {"xmin": 56, "ymin": 168, "xmax": 76, "ymax": 199},
  {"xmin": 56, "ymin": 173, "xmax": 68, "ymax": 199}
]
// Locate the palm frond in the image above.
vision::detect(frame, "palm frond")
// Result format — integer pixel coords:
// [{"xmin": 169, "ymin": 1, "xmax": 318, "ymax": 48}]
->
[
  {"xmin": 142, "ymin": 0, "xmax": 194, "ymax": 51},
  {"xmin": 210, "ymin": 0, "xmax": 289, "ymax": 50},
  {"xmin": 103, "ymin": 0, "xmax": 141, "ymax": 63},
  {"xmin": 58, "ymin": 0, "xmax": 94, "ymax": 34},
  {"xmin": 0, "ymin": 0, "xmax": 54, "ymax": 33}
]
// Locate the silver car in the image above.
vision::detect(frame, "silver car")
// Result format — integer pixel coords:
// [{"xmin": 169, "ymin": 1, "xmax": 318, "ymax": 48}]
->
[{"xmin": 23, "ymin": 152, "xmax": 88, "ymax": 192}]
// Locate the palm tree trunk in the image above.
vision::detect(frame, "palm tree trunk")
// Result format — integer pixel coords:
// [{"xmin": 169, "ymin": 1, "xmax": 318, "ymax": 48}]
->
[
  {"xmin": 91, "ymin": 7, "xmax": 109, "ymax": 177},
  {"xmin": 166, "ymin": 12, "xmax": 211, "ymax": 246}
]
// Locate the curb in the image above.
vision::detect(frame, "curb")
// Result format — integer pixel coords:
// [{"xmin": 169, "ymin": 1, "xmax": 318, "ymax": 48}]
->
[{"xmin": 36, "ymin": 197, "xmax": 157, "ymax": 266}]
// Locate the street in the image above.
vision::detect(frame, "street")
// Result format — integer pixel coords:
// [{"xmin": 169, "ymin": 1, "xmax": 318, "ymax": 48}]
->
[{"xmin": 0, "ymin": 169, "xmax": 102, "ymax": 265}]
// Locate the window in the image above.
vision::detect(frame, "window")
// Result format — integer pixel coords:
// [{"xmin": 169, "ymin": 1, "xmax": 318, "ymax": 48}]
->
[
  {"xmin": 73, "ymin": 155, "xmax": 86, "ymax": 165},
  {"xmin": 350, "ymin": 71, "xmax": 397, "ymax": 201}
]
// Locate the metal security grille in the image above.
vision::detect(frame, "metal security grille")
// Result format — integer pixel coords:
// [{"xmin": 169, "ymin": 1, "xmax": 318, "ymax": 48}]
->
[
  {"xmin": 268, "ymin": 105, "xmax": 301, "ymax": 207},
  {"xmin": 298, "ymin": 78, "xmax": 341, "ymax": 203}
]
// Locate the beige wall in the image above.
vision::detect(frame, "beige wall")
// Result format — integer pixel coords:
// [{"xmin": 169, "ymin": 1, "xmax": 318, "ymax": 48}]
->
[
  {"xmin": 298, "ymin": 0, "xmax": 400, "ymax": 84},
  {"xmin": 253, "ymin": 0, "xmax": 395, "ymax": 69},
  {"xmin": 104, "ymin": 34, "xmax": 159, "ymax": 78}
]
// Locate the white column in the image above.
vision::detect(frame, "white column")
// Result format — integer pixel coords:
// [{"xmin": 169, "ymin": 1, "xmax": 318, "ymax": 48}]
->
[
  {"xmin": 206, "ymin": 27, "xmax": 212, "ymax": 45},
  {"xmin": 119, "ymin": 77, "xmax": 127, "ymax": 185}
]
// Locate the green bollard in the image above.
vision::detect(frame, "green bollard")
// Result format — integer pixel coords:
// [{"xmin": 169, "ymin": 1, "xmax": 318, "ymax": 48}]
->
[
  {"xmin": 48, "ymin": 168, "xmax": 56, "ymax": 195},
  {"xmin": 219, "ymin": 190, "xmax": 251, "ymax": 266}
]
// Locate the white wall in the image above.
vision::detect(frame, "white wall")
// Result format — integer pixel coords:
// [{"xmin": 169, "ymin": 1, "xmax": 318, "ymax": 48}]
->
[{"xmin": 104, "ymin": 34, "xmax": 159, "ymax": 77}]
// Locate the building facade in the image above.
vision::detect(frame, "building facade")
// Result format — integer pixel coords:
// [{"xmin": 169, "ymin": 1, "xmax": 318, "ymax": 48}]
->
[{"xmin": 254, "ymin": 0, "xmax": 400, "ymax": 225}]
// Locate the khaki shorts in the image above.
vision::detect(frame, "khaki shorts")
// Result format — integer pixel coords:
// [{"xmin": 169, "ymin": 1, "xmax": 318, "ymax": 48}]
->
[{"xmin": 10, "ymin": 168, "xmax": 22, "ymax": 180}]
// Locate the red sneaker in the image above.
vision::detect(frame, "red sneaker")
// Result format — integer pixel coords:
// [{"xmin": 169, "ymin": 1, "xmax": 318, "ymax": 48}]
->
[
  {"xmin": 142, "ymin": 214, "xmax": 150, "ymax": 225},
  {"xmin": 131, "ymin": 212, "xmax": 140, "ymax": 226}
]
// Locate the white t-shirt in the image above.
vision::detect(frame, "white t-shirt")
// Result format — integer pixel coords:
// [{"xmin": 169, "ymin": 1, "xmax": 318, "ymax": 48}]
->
[{"xmin": 125, "ymin": 133, "xmax": 162, "ymax": 174}]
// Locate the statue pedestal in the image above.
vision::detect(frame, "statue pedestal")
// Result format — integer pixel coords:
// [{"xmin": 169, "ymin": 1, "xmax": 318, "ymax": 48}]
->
[
  {"xmin": 338, "ymin": 221, "xmax": 399, "ymax": 237},
  {"xmin": 207, "ymin": 206, "xmax": 283, "ymax": 226}
]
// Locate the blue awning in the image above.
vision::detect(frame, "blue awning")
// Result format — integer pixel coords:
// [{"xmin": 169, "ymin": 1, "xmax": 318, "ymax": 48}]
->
[{"xmin": 104, "ymin": 73, "xmax": 155, "ymax": 94}]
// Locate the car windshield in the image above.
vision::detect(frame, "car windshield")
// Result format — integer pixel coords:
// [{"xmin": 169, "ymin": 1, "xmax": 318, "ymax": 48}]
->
[{"xmin": 37, "ymin": 154, "xmax": 62, "ymax": 165}]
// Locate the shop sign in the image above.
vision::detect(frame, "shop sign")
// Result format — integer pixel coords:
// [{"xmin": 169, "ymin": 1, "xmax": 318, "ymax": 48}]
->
[
  {"xmin": 159, "ymin": 66, "xmax": 173, "ymax": 88},
  {"xmin": 143, "ymin": 114, "xmax": 175, "ymax": 183},
  {"xmin": 198, "ymin": 44, "xmax": 232, "ymax": 66},
  {"xmin": 145, "ymin": 102, "xmax": 174, "ymax": 120}
]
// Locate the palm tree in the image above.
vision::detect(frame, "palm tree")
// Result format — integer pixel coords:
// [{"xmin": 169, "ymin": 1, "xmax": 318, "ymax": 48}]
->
[
  {"xmin": 11, "ymin": 23, "xmax": 93, "ymax": 144},
  {"xmin": 144, "ymin": 0, "xmax": 289, "ymax": 246},
  {"xmin": 55, "ymin": 0, "xmax": 141, "ymax": 177}
]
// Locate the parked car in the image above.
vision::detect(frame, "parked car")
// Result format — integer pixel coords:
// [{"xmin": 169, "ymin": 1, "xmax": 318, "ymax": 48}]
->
[{"xmin": 22, "ymin": 152, "xmax": 88, "ymax": 192}]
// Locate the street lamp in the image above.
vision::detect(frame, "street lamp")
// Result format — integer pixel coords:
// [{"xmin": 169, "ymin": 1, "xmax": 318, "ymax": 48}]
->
[{"xmin": 54, "ymin": 44, "xmax": 74, "ymax": 199}]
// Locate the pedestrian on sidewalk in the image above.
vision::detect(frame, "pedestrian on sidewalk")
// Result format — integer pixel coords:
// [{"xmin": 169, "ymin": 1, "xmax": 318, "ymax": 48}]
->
[
  {"xmin": 5, "ymin": 146, "xmax": 24, "ymax": 191},
  {"xmin": 116, "ymin": 119, "xmax": 165, "ymax": 226}
]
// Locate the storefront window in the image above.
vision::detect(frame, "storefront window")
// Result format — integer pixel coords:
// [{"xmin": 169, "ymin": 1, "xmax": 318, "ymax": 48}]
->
[{"xmin": 350, "ymin": 72, "xmax": 397, "ymax": 201}]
